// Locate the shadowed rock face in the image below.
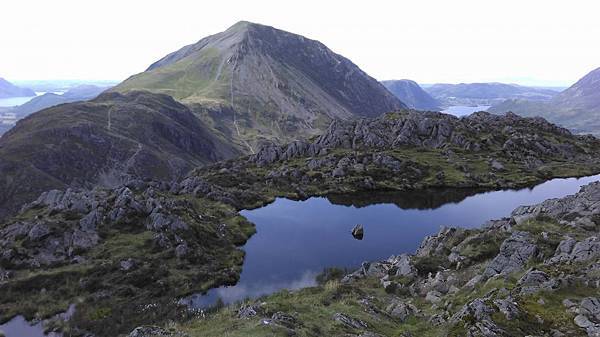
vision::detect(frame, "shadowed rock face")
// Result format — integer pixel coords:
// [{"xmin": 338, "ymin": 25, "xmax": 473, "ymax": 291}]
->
[
  {"xmin": 115, "ymin": 21, "xmax": 406, "ymax": 150},
  {"xmin": 0, "ymin": 91, "xmax": 241, "ymax": 220},
  {"xmin": 382, "ymin": 79, "xmax": 441, "ymax": 111}
]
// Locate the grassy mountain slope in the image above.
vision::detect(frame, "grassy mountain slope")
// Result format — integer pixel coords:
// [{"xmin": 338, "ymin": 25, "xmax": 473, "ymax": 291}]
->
[
  {"xmin": 0, "ymin": 91, "xmax": 240, "ymax": 220},
  {"xmin": 115, "ymin": 21, "xmax": 405, "ymax": 151}
]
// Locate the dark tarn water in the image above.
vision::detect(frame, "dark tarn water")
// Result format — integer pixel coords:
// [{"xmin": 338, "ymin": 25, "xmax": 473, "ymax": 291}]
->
[
  {"xmin": 182, "ymin": 174, "xmax": 600, "ymax": 308},
  {"xmin": 0, "ymin": 304, "xmax": 74, "ymax": 337},
  {"xmin": 442, "ymin": 105, "xmax": 490, "ymax": 117},
  {"xmin": 0, "ymin": 316, "xmax": 61, "ymax": 337}
]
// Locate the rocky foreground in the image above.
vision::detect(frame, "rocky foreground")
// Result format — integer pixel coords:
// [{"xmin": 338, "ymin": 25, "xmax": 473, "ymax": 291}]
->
[
  {"xmin": 140, "ymin": 180, "xmax": 600, "ymax": 337},
  {"xmin": 1, "ymin": 111, "xmax": 600, "ymax": 336}
]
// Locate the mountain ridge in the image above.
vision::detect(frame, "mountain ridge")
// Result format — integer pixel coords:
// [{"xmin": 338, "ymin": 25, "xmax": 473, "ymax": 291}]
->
[
  {"xmin": 0, "ymin": 77, "xmax": 35, "ymax": 98},
  {"xmin": 0, "ymin": 91, "xmax": 240, "ymax": 220}
]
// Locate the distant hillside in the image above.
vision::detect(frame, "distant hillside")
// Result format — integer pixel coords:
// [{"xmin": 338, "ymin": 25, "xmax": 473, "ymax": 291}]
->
[
  {"xmin": 489, "ymin": 67, "xmax": 600, "ymax": 135},
  {"xmin": 0, "ymin": 85, "xmax": 110, "ymax": 137},
  {"xmin": 12, "ymin": 84, "xmax": 109, "ymax": 118},
  {"xmin": 381, "ymin": 79, "xmax": 441, "ymax": 111},
  {"xmin": 115, "ymin": 21, "xmax": 405, "ymax": 152},
  {"xmin": 0, "ymin": 77, "xmax": 35, "ymax": 98},
  {"xmin": 426, "ymin": 82, "xmax": 558, "ymax": 106},
  {"xmin": 0, "ymin": 91, "xmax": 240, "ymax": 219}
]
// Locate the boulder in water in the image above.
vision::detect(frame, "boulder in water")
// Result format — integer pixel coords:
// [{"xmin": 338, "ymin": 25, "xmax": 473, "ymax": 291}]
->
[{"xmin": 352, "ymin": 224, "xmax": 364, "ymax": 240}]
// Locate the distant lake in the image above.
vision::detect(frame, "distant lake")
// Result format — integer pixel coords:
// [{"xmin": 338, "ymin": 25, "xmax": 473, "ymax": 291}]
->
[
  {"xmin": 0, "ymin": 96, "xmax": 36, "ymax": 107},
  {"xmin": 0, "ymin": 92, "xmax": 64, "ymax": 108},
  {"xmin": 442, "ymin": 105, "xmax": 490, "ymax": 117}
]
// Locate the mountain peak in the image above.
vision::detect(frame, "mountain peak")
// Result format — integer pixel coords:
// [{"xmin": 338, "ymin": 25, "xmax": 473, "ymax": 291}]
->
[{"xmin": 115, "ymin": 22, "xmax": 405, "ymax": 150}]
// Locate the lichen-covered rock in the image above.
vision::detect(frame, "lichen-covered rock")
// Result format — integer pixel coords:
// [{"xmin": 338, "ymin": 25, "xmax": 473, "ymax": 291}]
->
[{"xmin": 483, "ymin": 231, "xmax": 537, "ymax": 278}]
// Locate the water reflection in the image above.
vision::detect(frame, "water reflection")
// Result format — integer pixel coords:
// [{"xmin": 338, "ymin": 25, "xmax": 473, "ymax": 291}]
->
[
  {"xmin": 327, "ymin": 187, "xmax": 486, "ymax": 210},
  {"xmin": 186, "ymin": 175, "xmax": 600, "ymax": 308}
]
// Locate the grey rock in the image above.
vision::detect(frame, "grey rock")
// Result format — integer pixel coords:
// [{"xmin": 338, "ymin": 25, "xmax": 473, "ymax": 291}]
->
[
  {"xmin": 71, "ymin": 229, "xmax": 100, "ymax": 250},
  {"xmin": 425, "ymin": 290, "xmax": 443, "ymax": 303},
  {"xmin": 120, "ymin": 258, "xmax": 136, "ymax": 271},
  {"xmin": 271, "ymin": 312, "xmax": 297, "ymax": 328},
  {"xmin": 389, "ymin": 254, "xmax": 416, "ymax": 277},
  {"xmin": 128, "ymin": 326, "xmax": 185, "ymax": 337},
  {"xmin": 386, "ymin": 299, "xmax": 416, "ymax": 322},
  {"xmin": 238, "ymin": 303, "xmax": 262, "ymax": 319},
  {"xmin": 451, "ymin": 298, "xmax": 495, "ymax": 323},
  {"xmin": 27, "ymin": 223, "xmax": 50, "ymax": 241},
  {"xmin": 0, "ymin": 268, "xmax": 12, "ymax": 282},
  {"xmin": 490, "ymin": 160, "xmax": 505, "ymax": 171},
  {"xmin": 483, "ymin": 231, "xmax": 537, "ymax": 278},
  {"xmin": 549, "ymin": 237, "xmax": 600, "ymax": 264},
  {"xmin": 493, "ymin": 298, "xmax": 519, "ymax": 320},
  {"xmin": 175, "ymin": 243, "xmax": 189, "ymax": 258},
  {"xmin": 332, "ymin": 312, "xmax": 367, "ymax": 329},
  {"xmin": 79, "ymin": 209, "xmax": 102, "ymax": 231}
]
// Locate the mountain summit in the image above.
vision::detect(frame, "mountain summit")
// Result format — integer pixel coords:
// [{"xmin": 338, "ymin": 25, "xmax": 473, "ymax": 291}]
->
[{"xmin": 115, "ymin": 21, "xmax": 405, "ymax": 150}]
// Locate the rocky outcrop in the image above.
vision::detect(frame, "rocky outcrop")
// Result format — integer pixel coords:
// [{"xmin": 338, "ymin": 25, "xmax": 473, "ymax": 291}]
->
[
  {"xmin": 574, "ymin": 298, "xmax": 600, "ymax": 337},
  {"xmin": 482, "ymin": 231, "xmax": 538, "ymax": 278},
  {"xmin": 0, "ymin": 182, "xmax": 206, "ymax": 269},
  {"xmin": 249, "ymin": 111, "xmax": 592, "ymax": 166}
]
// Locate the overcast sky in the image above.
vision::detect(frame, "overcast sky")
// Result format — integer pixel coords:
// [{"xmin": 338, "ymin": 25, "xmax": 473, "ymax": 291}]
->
[{"xmin": 1, "ymin": 0, "xmax": 599, "ymax": 86}]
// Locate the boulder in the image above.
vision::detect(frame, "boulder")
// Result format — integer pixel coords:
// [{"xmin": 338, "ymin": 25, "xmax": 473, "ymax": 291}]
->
[
  {"xmin": 493, "ymin": 298, "xmax": 520, "ymax": 320},
  {"xmin": 574, "ymin": 297, "xmax": 600, "ymax": 336},
  {"xmin": 425, "ymin": 290, "xmax": 443, "ymax": 304},
  {"xmin": 128, "ymin": 326, "xmax": 185, "ymax": 337},
  {"xmin": 386, "ymin": 299, "xmax": 416, "ymax": 322},
  {"xmin": 483, "ymin": 231, "xmax": 537, "ymax": 278},
  {"xmin": 352, "ymin": 224, "xmax": 364, "ymax": 240}
]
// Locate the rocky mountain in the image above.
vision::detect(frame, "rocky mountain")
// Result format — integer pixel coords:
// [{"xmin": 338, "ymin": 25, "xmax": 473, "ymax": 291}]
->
[
  {"xmin": 114, "ymin": 21, "xmax": 405, "ymax": 152},
  {"xmin": 0, "ymin": 91, "xmax": 240, "ymax": 220},
  {"xmin": 381, "ymin": 79, "xmax": 441, "ymax": 111},
  {"xmin": 426, "ymin": 82, "xmax": 559, "ymax": 106},
  {"xmin": 1, "ymin": 109, "xmax": 599, "ymax": 336},
  {"xmin": 0, "ymin": 77, "xmax": 35, "ymax": 98},
  {"xmin": 489, "ymin": 67, "xmax": 600, "ymax": 135}
]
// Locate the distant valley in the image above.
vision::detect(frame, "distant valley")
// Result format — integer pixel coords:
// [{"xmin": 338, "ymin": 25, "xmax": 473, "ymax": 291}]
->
[
  {"xmin": 489, "ymin": 67, "xmax": 600, "ymax": 135},
  {"xmin": 0, "ymin": 82, "xmax": 115, "ymax": 136},
  {"xmin": 424, "ymin": 82, "xmax": 560, "ymax": 107}
]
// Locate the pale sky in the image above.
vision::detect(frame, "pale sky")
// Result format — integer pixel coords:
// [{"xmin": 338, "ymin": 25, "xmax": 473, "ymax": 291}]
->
[{"xmin": 1, "ymin": 0, "xmax": 599, "ymax": 86}]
